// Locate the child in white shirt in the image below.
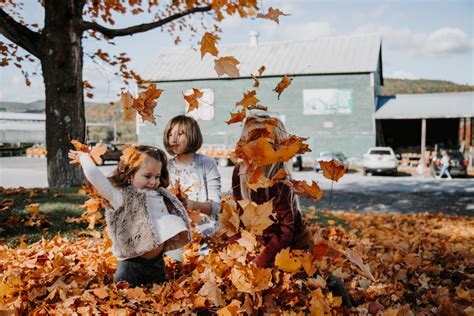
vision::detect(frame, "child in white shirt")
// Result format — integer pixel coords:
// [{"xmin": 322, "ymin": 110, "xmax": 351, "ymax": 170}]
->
[{"xmin": 69, "ymin": 145, "xmax": 191, "ymax": 286}]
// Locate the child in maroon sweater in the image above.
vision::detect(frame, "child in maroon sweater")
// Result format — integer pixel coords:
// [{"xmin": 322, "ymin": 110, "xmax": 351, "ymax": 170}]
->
[{"xmin": 231, "ymin": 114, "xmax": 313, "ymax": 268}]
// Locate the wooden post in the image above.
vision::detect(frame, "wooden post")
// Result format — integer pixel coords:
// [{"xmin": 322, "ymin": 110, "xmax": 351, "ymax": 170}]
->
[{"xmin": 421, "ymin": 118, "xmax": 426, "ymax": 177}]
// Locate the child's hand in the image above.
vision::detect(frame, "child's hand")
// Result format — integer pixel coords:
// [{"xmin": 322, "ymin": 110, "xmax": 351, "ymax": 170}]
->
[{"xmin": 68, "ymin": 150, "xmax": 83, "ymax": 165}]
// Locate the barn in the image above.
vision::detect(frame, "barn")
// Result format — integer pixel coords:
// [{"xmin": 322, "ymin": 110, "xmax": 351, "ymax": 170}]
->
[{"xmin": 138, "ymin": 33, "xmax": 383, "ymax": 161}]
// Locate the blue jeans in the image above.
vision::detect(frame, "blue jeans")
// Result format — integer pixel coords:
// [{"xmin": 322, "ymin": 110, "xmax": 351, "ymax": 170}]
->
[
  {"xmin": 439, "ymin": 165, "xmax": 452, "ymax": 178},
  {"xmin": 114, "ymin": 253, "xmax": 166, "ymax": 287}
]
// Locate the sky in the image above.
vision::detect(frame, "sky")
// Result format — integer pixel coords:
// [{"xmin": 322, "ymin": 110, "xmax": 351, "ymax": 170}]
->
[{"xmin": 0, "ymin": 0, "xmax": 472, "ymax": 103}]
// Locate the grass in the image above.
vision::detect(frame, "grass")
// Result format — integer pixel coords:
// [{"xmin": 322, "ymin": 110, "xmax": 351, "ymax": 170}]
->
[
  {"xmin": 0, "ymin": 187, "xmax": 97, "ymax": 246},
  {"xmin": 0, "ymin": 188, "xmax": 349, "ymax": 247}
]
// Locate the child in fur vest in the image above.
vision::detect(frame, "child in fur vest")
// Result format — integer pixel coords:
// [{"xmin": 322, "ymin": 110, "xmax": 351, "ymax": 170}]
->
[{"xmin": 69, "ymin": 145, "xmax": 191, "ymax": 287}]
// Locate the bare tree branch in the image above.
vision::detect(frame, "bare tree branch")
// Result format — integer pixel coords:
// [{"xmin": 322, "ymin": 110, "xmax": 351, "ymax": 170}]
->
[
  {"xmin": 0, "ymin": 8, "xmax": 42, "ymax": 59},
  {"xmin": 82, "ymin": 5, "xmax": 212, "ymax": 39}
]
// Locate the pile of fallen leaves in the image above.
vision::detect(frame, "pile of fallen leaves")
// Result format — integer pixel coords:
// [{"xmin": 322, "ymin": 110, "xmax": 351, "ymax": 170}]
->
[{"xmin": 1, "ymin": 209, "xmax": 472, "ymax": 314}]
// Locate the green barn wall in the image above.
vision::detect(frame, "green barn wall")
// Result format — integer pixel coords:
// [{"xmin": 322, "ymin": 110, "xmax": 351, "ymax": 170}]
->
[{"xmin": 138, "ymin": 73, "xmax": 376, "ymax": 158}]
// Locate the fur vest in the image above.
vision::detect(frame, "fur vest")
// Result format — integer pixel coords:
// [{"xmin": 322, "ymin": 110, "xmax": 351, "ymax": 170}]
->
[{"xmin": 105, "ymin": 186, "xmax": 191, "ymax": 260}]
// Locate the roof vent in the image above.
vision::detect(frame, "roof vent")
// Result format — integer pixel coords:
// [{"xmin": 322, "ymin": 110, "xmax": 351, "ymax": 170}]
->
[{"xmin": 249, "ymin": 31, "xmax": 259, "ymax": 46}]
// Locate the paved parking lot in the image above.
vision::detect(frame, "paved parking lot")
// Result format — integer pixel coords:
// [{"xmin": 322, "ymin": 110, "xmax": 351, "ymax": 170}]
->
[{"xmin": 1, "ymin": 157, "xmax": 472, "ymax": 216}]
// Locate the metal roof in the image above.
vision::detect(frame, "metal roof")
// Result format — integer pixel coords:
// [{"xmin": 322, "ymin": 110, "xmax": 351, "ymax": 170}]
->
[
  {"xmin": 142, "ymin": 34, "xmax": 382, "ymax": 81},
  {"xmin": 375, "ymin": 92, "xmax": 474, "ymax": 119}
]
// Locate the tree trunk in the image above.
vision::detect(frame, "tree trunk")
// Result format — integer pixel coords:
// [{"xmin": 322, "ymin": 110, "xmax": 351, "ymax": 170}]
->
[{"xmin": 42, "ymin": 0, "xmax": 85, "ymax": 188}]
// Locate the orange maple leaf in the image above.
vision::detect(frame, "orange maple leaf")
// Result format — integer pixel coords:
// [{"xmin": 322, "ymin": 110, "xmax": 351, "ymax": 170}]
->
[
  {"xmin": 247, "ymin": 167, "xmax": 287, "ymax": 191},
  {"xmin": 25, "ymin": 203, "xmax": 40, "ymax": 218},
  {"xmin": 274, "ymin": 248, "xmax": 303, "ymax": 273},
  {"xmin": 236, "ymin": 90, "xmax": 260, "ymax": 108},
  {"xmin": 215, "ymin": 197, "xmax": 240, "ymax": 237},
  {"xmin": 230, "ymin": 263, "xmax": 272, "ymax": 294},
  {"xmin": 273, "ymin": 75, "xmax": 293, "ymax": 99},
  {"xmin": 239, "ymin": 199, "xmax": 274, "ymax": 235},
  {"xmin": 312, "ymin": 240, "xmax": 329, "ymax": 260},
  {"xmin": 226, "ymin": 108, "xmax": 246, "ymax": 125},
  {"xmin": 71, "ymin": 139, "xmax": 89, "ymax": 152},
  {"xmin": 198, "ymin": 279, "xmax": 225, "ymax": 307},
  {"xmin": 258, "ymin": 65, "xmax": 266, "ymax": 76},
  {"xmin": 121, "ymin": 91, "xmax": 136, "ymax": 122},
  {"xmin": 200, "ymin": 32, "xmax": 219, "ymax": 59},
  {"xmin": 240, "ymin": 136, "xmax": 309, "ymax": 167},
  {"xmin": 119, "ymin": 146, "xmax": 144, "ymax": 170},
  {"xmin": 183, "ymin": 88, "xmax": 204, "ymax": 113},
  {"xmin": 214, "ymin": 56, "xmax": 240, "ymax": 77},
  {"xmin": 70, "ymin": 140, "xmax": 107, "ymax": 165},
  {"xmin": 134, "ymin": 84, "xmax": 163, "ymax": 124},
  {"xmin": 285, "ymin": 180, "xmax": 324, "ymax": 201},
  {"xmin": 319, "ymin": 160, "xmax": 346, "ymax": 182},
  {"xmin": 237, "ymin": 229, "xmax": 257, "ymax": 252},
  {"xmin": 257, "ymin": 7, "xmax": 290, "ymax": 24}
]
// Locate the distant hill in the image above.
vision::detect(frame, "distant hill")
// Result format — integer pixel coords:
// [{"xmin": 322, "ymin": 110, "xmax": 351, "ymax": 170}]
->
[
  {"xmin": 0, "ymin": 100, "xmax": 45, "ymax": 113},
  {"xmin": 0, "ymin": 100, "xmax": 104, "ymax": 113},
  {"xmin": 381, "ymin": 78, "xmax": 474, "ymax": 95}
]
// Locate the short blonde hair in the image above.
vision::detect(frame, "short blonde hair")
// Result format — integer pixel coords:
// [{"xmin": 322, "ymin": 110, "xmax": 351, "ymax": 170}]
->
[{"xmin": 163, "ymin": 115, "xmax": 203, "ymax": 155}]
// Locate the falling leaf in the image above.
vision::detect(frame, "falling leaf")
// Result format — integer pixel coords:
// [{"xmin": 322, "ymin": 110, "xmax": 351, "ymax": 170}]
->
[
  {"xmin": 251, "ymin": 74, "xmax": 260, "ymax": 88},
  {"xmin": 133, "ymin": 84, "xmax": 163, "ymax": 124},
  {"xmin": 320, "ymin": 160, "xmax": 346, "ymax": 182},
  {"xmin": 120, "ymin": 146, "xmax": 144, "ymax": 170},
  {"xmin": 226, "ymin": 108, "xmax": 246, "ymax": 125},
  {"xmin": 70, "ymin": 140, "xmax": 107, "ymax": 165},
  {"xmin": 239, "ymin": 200, "xmax": 274, "ymax": 235},
  {"xmin": 121, "ymin": 91, "xmax": 136, "ymax": 122},
  {"xmin": 285, "ymin": 180, "xmax": 324, "ymax": 202},
  {"xmin": 183, "ymin": 88, "xmax": 203, "ymax": 112},
  {"xmin": 214, "ymin": 56, "xmax": 240, "ymax": 78},
  {"xmin": 89, "ymin": 143, "xmax": 107, "ymax": 165},
  {"xmin": 247, "ymin": 168, "xmax": 287, "ymax": 191},
  {"xmin": 258, "ymin": 65, "xmax": 266, "ymax": 76},
  {"xmin": 240, "ymin": 136, "xmax": 309, "ymax": 167},
  {"xmin": 200, "ymin": 32, "xmax": 219, "ymax": 59},
  {"xmin": 257, "ymin": 7, "xmax": 290, "ymax": 24},
  {"xmin": 273, "ymin": 75, "xmax": 292, "ymax": 99},
  {"xmin": 236, "ymin": 90, "xmax": 260, "ymax": 108},
  {"xmin": 71, "ymin": 139, "xmax": 89, "ymax": 152}
]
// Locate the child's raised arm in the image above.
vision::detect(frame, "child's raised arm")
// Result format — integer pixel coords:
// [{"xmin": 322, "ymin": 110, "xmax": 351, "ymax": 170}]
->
[{"xmin": 69, "ymin": 150, "xmax": 122, "ymax": 209}]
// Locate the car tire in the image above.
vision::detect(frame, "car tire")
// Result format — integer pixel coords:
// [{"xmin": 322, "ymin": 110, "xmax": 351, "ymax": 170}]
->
[{"xmin": 218, "ymin": 158, "xmax": 229, "ymax": 167}]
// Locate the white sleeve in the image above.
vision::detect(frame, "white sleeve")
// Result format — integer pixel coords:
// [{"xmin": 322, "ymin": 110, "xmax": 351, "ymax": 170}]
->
[
  {"xmin": 79, "ymin": 154, "xmax": 123, "ymax": 209},
  {"xmin": 204, "ymin": 156, "xmax": 221, "ymax": 220}
]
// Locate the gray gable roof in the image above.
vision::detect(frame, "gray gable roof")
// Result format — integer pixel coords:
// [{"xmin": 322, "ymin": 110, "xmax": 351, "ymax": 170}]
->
[
  {"xmin": 142, "ymin": 34, "xmax": 382, "ymax": 82},
  {"xmin": 375, "ymin": 92, "xmax": 474, "ymax": 119}
]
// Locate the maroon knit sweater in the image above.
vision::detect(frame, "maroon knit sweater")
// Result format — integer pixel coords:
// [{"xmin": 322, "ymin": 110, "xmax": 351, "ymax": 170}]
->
[{"xmin": 232, "ymin": 166, "xmax": 310, "ymax": 268}]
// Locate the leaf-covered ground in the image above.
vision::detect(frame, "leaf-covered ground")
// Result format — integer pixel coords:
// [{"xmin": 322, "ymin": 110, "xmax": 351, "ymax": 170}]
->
[{"xmin": 1, "ymin": 206, "xmax": 472, "ymax": 315}]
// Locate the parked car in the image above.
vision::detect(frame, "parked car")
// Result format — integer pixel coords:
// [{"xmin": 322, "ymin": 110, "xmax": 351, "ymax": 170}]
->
[
  {"xmin": 87, "ymin": 141, "xmax": 122, "ymax": 164},
  {"xmin": 314, "ymin": 152, "xmax": 349, "ymax": 172},
  {"xmin": 432, "ymin": 150, "xmax": 468, "ymax": 177},
  {"xmin": 362, "ymin": 147, "xmax": 398, "ymax": 175}
]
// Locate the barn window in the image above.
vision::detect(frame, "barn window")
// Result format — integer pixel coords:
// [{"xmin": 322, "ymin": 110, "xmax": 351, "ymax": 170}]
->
[{"xmin": 183, "ymin": 88, "xmax": 215, "ymax": 121}]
